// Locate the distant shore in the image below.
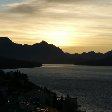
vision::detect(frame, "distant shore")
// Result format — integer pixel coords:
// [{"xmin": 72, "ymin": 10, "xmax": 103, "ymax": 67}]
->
[{"xmin": 0, "ymin": 57, "xmax": 42, "ymax": 69}]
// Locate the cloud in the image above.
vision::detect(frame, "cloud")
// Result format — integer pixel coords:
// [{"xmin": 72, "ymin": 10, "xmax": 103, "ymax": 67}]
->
[
  {"xmin": 5, "ymin": 0, "xmax": 47, "ymax": 14},
  {"xmin": 5, "ymin": 0, "xmax": 90, "ymax": 15},
  {"xmin": 9, "ymin": 4, "xmax": 35, "ymax": 14},
  {"xmin": 4, "ymin": 0, "xmax": 111, "ymax": 19},
  {"xmin": 0, "ymin": 0, "xmax": 112, "ymax": 49}
]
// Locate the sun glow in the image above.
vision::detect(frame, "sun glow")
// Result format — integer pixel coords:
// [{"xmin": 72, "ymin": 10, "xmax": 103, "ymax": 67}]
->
[
  {"xmin": 27, "ymin": 25, "xmax": 79, "ymax": 46},
  {"xmin": 39, "ymin": 26, "xmax": 78, "ymax": 46},
  {"xmin": 48, "ymin": 30, "xmax": 70, "ymax": 46}
]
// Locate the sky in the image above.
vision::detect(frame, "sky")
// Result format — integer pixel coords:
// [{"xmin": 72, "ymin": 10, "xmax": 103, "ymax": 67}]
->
[{"xmin": 0, "ymin": 0, "xmax": 112, "ymax": 53}]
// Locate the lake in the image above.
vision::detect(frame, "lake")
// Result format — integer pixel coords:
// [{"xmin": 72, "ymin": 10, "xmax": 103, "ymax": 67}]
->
[{"xmin": 5, "ymin": 64, "xmax": 112, "ymax": 112}]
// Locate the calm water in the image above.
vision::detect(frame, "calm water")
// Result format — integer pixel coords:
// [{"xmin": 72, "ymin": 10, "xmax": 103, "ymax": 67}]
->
[{"xmin": 6, "ymin": 64, "xmax": 112, "ymax": 112}]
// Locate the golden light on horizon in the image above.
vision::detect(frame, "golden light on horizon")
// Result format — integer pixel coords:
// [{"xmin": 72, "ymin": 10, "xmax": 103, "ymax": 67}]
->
[
  {"xmin": 42, "ymin": 29, "xmax": 75, "ymax": 46},
  {"xmin": 29, "ymin": 26, "xmax": 78, "ymax": 46},
  {"xmin": 0, "ymin": 0, "xmax": 112, "ymax": 53}
]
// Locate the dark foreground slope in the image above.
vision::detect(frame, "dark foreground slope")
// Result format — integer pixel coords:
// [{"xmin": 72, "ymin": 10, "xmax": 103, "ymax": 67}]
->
[
  {"xmin": 0, "ymin": 57, "xmax": 42, "ymax": 69},
  {"xmin": 0, "ymin": 70, "xmax": 85, "ymax": 112}
]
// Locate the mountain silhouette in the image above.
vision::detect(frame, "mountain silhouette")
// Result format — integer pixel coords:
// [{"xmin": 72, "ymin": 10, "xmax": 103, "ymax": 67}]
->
[
  {"xmin": 0, "ymin": 37, "xmax": 112, "ymax": 65},
  {"xmin": 0, "ymin": 37, "xmax": 67, "ymax": 64},
  {"xmin": 0, "ymin": 37, "xmax": 13, "ymax": 45}
]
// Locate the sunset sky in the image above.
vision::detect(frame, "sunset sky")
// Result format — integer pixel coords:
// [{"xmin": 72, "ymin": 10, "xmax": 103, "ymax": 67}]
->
[{"xmin": 0, "ymin": 0, "xmax": 112, "ymax": 53}]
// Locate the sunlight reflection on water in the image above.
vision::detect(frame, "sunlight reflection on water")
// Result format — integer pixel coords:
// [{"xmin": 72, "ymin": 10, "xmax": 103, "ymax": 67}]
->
[{"xmin": 5, "ymin": 64, "xmax": 112, "ymax": 112}]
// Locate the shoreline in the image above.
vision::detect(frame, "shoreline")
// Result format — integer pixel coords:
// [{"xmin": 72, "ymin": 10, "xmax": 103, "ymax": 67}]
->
[{"xmin": 0, "ymin": 70, "xmax": 85, "ymax": 112}]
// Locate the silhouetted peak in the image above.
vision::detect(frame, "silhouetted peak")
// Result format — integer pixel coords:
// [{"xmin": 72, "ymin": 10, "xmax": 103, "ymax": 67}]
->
[
  {"xmin": 88, "ymin": 51, "xmax": 96, "ymax": 54},
  {"xmin": 106, "ymin": 50, "xmax": 112, "ymax": 54},
  {"xmin": 0, "ymin": 37, "xmax": 13, "ymax": 45},
  {"xmin": 105, "ymin": 50, "xmax": 112, "ymax": 56},
  {"xmin": 40, "ymin": 40, "xmax": 48, "ymax": 45}
]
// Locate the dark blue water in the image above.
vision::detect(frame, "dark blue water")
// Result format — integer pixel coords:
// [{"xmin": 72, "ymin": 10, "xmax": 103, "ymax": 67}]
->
[{"xmin": 5, "ymin": 64, "xmax": 112, "ymax": 112}]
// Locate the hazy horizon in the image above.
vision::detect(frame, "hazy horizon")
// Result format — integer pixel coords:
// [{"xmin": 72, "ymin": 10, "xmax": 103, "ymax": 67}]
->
[
  {"xmin": 1, "ymin": 37, "xmax": 112, "ymax": 54},
  {"xmin": 0, "ymin": 0, "xmax": 112, "ymax": 53}
]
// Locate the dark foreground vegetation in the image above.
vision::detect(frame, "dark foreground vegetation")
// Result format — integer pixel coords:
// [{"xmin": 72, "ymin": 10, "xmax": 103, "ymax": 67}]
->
[{"xmin": 0, "ymin": 70, "xmax": 85, "ymax": 112}]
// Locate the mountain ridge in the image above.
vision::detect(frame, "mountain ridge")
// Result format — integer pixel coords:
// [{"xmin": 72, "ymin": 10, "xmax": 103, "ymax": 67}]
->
[
  {"xmin": 0, "ymin": 37, "xmax": 66, "ymax": 63},
  {"xmin": 0, "ymin": 37, "xmax": 112, "ymax": 65}
]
